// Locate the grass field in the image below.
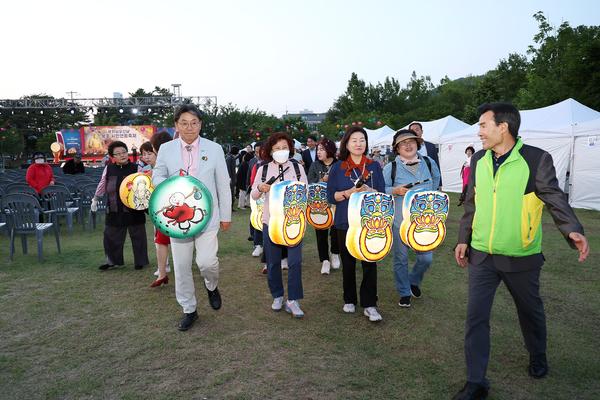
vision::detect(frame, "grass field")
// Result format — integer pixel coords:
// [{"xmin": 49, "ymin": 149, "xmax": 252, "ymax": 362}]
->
[{"xmin": 0, "ymin": 193, "xmax": 598, "ymax": 400}]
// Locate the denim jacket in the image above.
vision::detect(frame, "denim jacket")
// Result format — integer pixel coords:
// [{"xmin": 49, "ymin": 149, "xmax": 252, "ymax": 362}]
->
[{"xmin": 382, "ymin": 155, "xmax": 441, "ymax": 228}]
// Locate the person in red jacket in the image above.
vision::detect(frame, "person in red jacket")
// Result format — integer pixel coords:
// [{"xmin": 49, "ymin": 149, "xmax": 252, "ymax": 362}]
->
[{"xmin": 26, "ymin": 152, "xmax": 54, "ymax": 193}]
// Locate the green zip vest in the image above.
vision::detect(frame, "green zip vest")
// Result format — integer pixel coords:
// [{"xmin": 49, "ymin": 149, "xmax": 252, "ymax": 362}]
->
[{"xmin": 471, "ymin": 139, "xmax": 544, "ymax": 256}]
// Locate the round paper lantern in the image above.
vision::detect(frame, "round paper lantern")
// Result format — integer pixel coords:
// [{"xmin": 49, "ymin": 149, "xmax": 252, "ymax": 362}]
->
[
  {"xmin": 346, "ymin": 192, "xmax": 394, "ymax": 262},
  {"xmin": 50, "ymin": 142, "xmax": 61, "ymax": 152},
  {"xmin": 119, "ymin": 173, "xmax": 154, "ymax": 210},
  {"xmin": 268, "ymin": 180, "xmax": 307, "ymax": 246},
  {"xmin": 249, "ymin": 195, "xmax": 264, "ymax": 231},
  {"xmin": 399, "ymin": 190, "xmax": 449, "ymax": 252},
  {"xmin": 149, "ymin": 175, "xmax": 213, "ymax": 239}
]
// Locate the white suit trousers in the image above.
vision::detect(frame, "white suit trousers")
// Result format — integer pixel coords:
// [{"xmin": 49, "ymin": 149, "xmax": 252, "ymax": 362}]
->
[{"xmin": 170, "ymin": 229, "xmax": 220, "ymax": 314}]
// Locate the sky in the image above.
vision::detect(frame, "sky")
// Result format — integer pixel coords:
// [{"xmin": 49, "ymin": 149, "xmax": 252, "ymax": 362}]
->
[{"xmin": 1, "ymin": 0, "xmax": 599, "ymax": 116}]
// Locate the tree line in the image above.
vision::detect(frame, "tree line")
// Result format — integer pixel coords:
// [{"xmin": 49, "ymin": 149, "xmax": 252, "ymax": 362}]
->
[{"xmin": 318, "ymin": 12, "xmax": 600, "ymax": 137}]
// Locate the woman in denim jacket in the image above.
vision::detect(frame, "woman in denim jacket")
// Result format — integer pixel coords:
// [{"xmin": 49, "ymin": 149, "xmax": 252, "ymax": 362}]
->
[{"xmin": 382, "ymin": 129, "xmax": 441, "ymax": 308}]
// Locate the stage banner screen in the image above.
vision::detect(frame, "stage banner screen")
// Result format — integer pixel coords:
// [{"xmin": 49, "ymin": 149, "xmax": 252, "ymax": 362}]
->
[
  {"xmin": 57, "ymin": 129, "xmax": 83, "ymax": 155},
  {"xmin": 83, "ymin": 126, "xmax": 155, "ymax": 156}
]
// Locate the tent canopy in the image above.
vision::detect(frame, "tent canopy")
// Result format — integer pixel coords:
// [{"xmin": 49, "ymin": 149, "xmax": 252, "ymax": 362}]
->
[
  {"xmin": 371, "ymin": 116, "xmax": 469, "ymax": 147},
  {"xmin": 570, "ymin": 117, "xmax": 600, "ymax": 210},
  {"xmin": 440, "ymin": 98, "xmax": 600, "ymax": 144},
  {"xmin": 364, "ymin": 125, "xmax": 395, "ymax": 147},
  {"xmin": 438, "ymin": 99, "xmax": 600, "ymax": 208}
]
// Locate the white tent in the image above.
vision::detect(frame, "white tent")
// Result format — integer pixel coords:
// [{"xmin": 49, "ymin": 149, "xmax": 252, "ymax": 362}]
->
[
  {"xmin": 365, "ymin": 125, "xmax": 395, "ymax": 148},
  {"xmin": 570, "ymin": 118, "xmax": 600, "ymax": 210},
  {"xmin": 370, "ymin": 116, "xmax": 469, "ymax": 147},
  {"xmin": 438, "ymin": 99, "xmax": 600, "ymax": 208}
]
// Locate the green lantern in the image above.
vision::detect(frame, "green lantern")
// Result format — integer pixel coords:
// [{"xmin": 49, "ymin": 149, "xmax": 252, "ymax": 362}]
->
[{"xmin": 149, "ymin": 175, "xmax": 213, "ymax": 239}]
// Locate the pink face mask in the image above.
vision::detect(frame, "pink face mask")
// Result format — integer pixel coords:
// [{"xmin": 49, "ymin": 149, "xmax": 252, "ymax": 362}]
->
[{"xmin": 34, "ymin": 158, "xmax": 44, "ymax": 164}]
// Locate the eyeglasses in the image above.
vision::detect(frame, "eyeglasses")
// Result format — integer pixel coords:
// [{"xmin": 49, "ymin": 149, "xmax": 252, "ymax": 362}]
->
[
  {"xmin": 178, "ymin": 121, "xmax": 200, "ymax": 129},
  {"xmin": 398, "ymin": 140, "xmax": 416, "ymax": 147},
  {"xmin": 113, "ymin": 151, "xmax": 128, "ymax": 156}
]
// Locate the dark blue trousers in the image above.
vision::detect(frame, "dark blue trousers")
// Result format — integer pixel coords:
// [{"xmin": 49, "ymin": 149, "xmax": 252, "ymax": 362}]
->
[{"xmin": 263, "ymin": 224, "xmax": 303, "ymax": 300}]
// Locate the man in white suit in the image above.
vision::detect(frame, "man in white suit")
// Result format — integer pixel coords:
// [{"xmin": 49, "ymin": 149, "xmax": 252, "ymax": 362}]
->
[{"xmin": 153, "ymin": 104, "xmax": 232, "ymax": 331}]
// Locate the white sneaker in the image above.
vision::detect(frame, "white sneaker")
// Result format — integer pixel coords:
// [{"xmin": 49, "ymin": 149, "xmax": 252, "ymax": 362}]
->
[
  {"xmin": 271, "ymin": 296, "xmax": 284, "ymax": 311},
  {"xmin": 331, "ymin": 254, "xmax": 341, "ymax": 269},
  {"xmin": 285, "ymin": 300, "xmax": 304, "ymax": 318},
  {"xmin": 251, "ymin": 245, "xmax": 263, "ymax": 257},
  {"xmin": 363, "ymin": 307, "xmax": 382, "ymax": 322},
  {"xmin": 281, "ymin": 258, "xmax": 289, "ymax": 270},
  {"xmin": 321, "ymin": 260, "xmax": 331, "ymax": 275},
  {"xmin": 343, "ymin": 303, "xmax": 356, "ymax": 313}
]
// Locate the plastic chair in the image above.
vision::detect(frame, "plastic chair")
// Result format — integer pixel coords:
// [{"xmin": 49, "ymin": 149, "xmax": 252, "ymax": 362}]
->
[
  {"xmin": 1, "ymin": 193, "xmax": 61, "ymax": 262},
  {"xmin": 77, "ymin": 183, "xmax": 106, "ymax": 229},
  {"xmin": 40, "ymin": 185, "xmax": 80, "ymax": 233},
  {"xmin": 6, "ymin": 183, "xmax": 40, "ymax": 198},
  {"xmin": 75, "ymin": 185, "xmax": 100, "ymax": 229}
]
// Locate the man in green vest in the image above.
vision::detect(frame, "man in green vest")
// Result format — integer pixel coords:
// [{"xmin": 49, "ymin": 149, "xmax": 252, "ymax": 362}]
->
[{"xmin": 452, "ymin": 102, "xmax": 589, "ymax": 400}]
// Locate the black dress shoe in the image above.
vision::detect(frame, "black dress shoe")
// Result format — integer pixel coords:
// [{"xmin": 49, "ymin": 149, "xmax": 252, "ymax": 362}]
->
[
  {"xmin": 178, "ymin": 311, "xmax": 198, "ymax": 331},
  {"xmin": 206, "ymin": 286, "xmax": 222, "ymax": 310},
  {"xmin": 452, "ymin": 382, "xmax": 489, "ymax": 400},
  {"xmin": 134, "ymin": 264, "xmax": 144, "ymax": 270},
  {"xmin": 99, "ymin": 264, "xmax": 115, "ymax": 271},
  {"xmin": 528, "ymin": 353, "xmax": 549, "ymax": 379}
]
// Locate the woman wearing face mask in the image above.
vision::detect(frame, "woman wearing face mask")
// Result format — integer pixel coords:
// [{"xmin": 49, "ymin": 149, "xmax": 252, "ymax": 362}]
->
[
  {"xmin": 307, "ymin": 138, "xmax": 340, "ymax": 275},
  {"xmin": 251, "ymin": 132, "xmax": 308, "ymax": 318},
  {"xmin": 326, "ymin": 127, "xmax": 386, "ymax": 323},
  {"xmin": 26, "ymin": 152, "xmax": 54, "ymax": 193}
]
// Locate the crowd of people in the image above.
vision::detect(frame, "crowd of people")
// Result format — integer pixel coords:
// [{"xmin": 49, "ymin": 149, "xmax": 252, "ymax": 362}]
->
[{"xmin": 55, "ymin": 102, "xmax": 588, "ymax": 400}]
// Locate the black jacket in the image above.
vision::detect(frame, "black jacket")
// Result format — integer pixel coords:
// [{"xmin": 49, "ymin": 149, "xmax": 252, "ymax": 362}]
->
[{"xmin": 301, "ymin": 148, "xmax": 316, "ymax": 174}]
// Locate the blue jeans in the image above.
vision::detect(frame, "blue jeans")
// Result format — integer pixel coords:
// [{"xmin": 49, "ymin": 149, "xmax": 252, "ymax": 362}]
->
[
  {"xmin": 391, "ymin": 226, "xmax": 433, "ymax": 297},
  {"xmin": 263, "ymin": 224, "xmax": 303, "ymax": 301}
]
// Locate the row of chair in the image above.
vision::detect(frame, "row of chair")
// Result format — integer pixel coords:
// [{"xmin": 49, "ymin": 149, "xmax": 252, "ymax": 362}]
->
[{"xmin": 0, "ymin": 170, "xmax": 107, "ymax": 262}]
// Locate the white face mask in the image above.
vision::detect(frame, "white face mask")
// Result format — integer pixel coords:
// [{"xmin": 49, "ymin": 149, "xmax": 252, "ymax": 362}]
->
[
  {"xmin": 272, "ymin": 149, "xmax": 290, "ymax": 164},
  {"xmin": 34, "ymin": 158, "xmax": 44, "ymax": 164}
]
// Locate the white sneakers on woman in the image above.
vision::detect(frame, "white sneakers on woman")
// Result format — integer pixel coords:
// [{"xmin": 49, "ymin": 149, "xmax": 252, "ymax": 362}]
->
[
  {"xmin": 363, "ymin": 307, "xmax": 383, "ymax": 322},
  {"xmin": 321, "ymin": 260, "xmax": 331, "ymax": 275},
  {"xmin": 285, "ymin": 300, "xmax": 304, "ymax": 318},
  {"xmin": 272, "ymin": 296, "xmax": 284, "ymax": 311},
  {"xmin": 331, "ymin": 254, "xmax": 341, "ymax": 269},
  {"xmin": 272, "ymin": 297, "xmax": 304, "ymax": 319},
  {"xmin": 343, "ymin": 304, "xmax": 382, "ymax": 322},
  {"xmin": 343, "ymin": 303, "xmax": 356, "ymax": 313},
  {"xmin": 252, "ymin": 245, "xmax": 263, "ymax": 257}
]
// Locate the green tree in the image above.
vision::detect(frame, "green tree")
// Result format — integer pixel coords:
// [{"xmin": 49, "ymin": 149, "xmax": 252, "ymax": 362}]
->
[
  {"xmin": 517, "ymin": 12, "xmax": 600, "ymax": 109},
  {"xmin": 0, "ymin": 127, "xmax": 25, "ymax": 156},
  {"xmin": 93, "ymin": 87, "xmax": 175, "ymax": 126},
  {"xmin": 0, "ymin": 94, "xmax": 89, "ymax": 155},
  {"xmin": 210, "ymin": 103, "xmax": 280, "ymax": 145}
]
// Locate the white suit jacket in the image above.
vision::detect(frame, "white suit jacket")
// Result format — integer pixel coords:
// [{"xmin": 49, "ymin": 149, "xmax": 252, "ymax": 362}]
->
[{"xmin": 153, "ymin": 137, "xmax": 232, "ymax": 232}]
